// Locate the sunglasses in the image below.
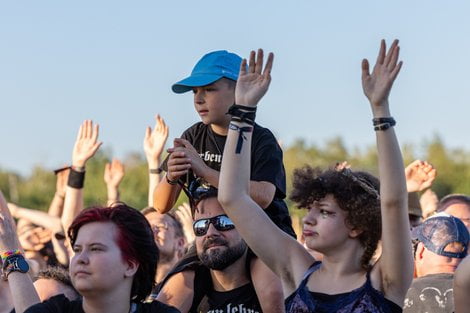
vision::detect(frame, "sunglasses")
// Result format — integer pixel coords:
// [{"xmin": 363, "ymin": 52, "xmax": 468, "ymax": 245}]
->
[{"xmin": 193, "ymin": 214, "xmax": 235, "ymax": 236}]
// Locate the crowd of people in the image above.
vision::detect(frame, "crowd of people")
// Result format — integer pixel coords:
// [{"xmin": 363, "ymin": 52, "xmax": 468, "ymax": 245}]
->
[{"xmin": 0, "ymin": 40, "xmax": 469, "ymax": 313}]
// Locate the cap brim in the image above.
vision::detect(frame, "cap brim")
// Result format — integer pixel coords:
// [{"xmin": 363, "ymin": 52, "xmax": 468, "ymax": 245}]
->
[{"xmin": 172, "ymin": 74, "xmax": 223, "ymax": 94}]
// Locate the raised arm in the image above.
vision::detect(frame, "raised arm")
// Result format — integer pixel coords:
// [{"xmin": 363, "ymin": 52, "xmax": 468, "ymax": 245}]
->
[
  {"xmin": 47, "ymin": 167, "xmax": 69, "ymax": 217},
  {"xmin": 362, "ymin": 40, "xmax": 413, "ymax": 303},
  {"xmin": 218, "ymin": 50, "xmax": 312, "ymax": 293},
  {"xmin": 144, "ymin": 114, "xmax": 169, "ymax": 207},
  {"xmin": 62, "ymin": 120, "xmax": 102, "ymax": 234},
  {"xmin": 454, "ymin": 255, "xmax": 470, "ymax": 313},
  {"xmin": 0, "ymin": 191, "xmax": 40, "ymax": 313},
  {"xmin": 104, "ymin": 159, "xmax": 125, "ymax": 206}
]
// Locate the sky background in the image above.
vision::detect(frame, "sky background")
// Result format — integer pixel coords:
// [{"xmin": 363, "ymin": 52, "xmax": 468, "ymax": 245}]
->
[{"xmin": 1, "ymin": 1, "xmax": 469, "ymax": 176}]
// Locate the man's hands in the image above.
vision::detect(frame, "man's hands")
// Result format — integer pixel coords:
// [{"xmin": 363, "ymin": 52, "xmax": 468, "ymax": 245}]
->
[
  {"xmin": 166, "ymin": 138, "xmax": 208, "ymax": 181},
  {"xmin": 362, "ymin": 39, "xmax": 402, "ymax": 115},
  {"xmin": 144, "ymin": 114, "xmax": 169, "ymax": 168},
  {"xmin": 235, "ymin": 49, "xmax": 274, "ymax": 107},
  {"xmin": 104, "ymin": 159, "xmax": 125, "ymax": 189},
  {"xmin": 405, "ymin": 160, "xmax": 437, "ymax": 192},
  {"xmin": 0, "ymin": 191, "xmax": 21, "ymax": 252},
  {"xmin": 72, "ymin": 120, "xmax": 102, "ymax": 168}
]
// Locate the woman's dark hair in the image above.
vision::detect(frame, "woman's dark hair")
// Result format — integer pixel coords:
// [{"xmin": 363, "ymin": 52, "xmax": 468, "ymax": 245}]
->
[
  {"xmin": 68, "ymin": 203, "xmax": 158, "ymax": 301},
  {"xmin": 290, "ymin": 166, "xmax": 381, "ymax": 270}
]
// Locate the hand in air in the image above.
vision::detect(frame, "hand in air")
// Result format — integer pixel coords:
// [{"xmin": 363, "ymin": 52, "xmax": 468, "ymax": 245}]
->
[
  {"xmin": 362, "ymin": 39, "xmax": 402, "ymax": 110},
  {"xmin": 72, "ymin": 120, "xmax": 102, "ymax": 168},
  {"xmin": 235, "ymin": 49, "xmax": 274, "ymax": 107},
  {"xmin": 144, "ymin": 114, "xmax": 169, "ymax": 165},
  {"xmin": 104, "ymin": 159, "xmax": 125, "ymax": 189},
  {"xmin": 405, "ymin": 160, "xmax": 437, "ymax": 192}
]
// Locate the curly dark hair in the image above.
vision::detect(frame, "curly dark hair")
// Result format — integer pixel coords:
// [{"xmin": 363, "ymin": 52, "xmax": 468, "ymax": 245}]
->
[{"xmin": 290, "ymin": 166, "xmax": 381, "ymax": 270}]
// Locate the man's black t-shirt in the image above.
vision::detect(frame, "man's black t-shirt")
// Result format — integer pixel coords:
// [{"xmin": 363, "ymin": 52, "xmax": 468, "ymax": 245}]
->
[
  {"xmin": 24, "ymin": 294, "xmax": 180, "ymax": 313},
  {"xmin": 196, "ymin": 283, "xmax": 261, "ymax": 313},
  {"xmin": 403, "ymin": 273, "xmax": 454, "ymax": 313},
  {"xmin": 180, "ymin": 122, "xmax": 295, "ymax": 237}
]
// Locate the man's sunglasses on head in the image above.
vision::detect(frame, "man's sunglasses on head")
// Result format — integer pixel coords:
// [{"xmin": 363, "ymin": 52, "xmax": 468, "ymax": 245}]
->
[{"xmin": 193, "ymin": 214, "xmax": 235, "ymax": 236}]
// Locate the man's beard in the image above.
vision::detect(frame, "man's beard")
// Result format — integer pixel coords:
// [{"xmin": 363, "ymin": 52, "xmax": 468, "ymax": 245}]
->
[{"xmin": 198, "ymin": 237, "xmax": 247, "ymax": 270}]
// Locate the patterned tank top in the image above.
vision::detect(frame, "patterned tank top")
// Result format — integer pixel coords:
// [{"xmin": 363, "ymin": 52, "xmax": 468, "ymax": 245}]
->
[{"xmin": 285, "ymin": 262, "xmax": 403, "ymax": 313}]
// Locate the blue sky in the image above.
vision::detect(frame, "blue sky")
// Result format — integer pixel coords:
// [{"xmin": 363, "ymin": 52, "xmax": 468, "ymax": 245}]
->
[{"xmin": 1, "ymin": 1, "xmax": 469, "ymax": 175}]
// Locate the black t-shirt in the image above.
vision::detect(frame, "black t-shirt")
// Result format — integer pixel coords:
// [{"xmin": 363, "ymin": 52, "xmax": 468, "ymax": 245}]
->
[
  {"xmin": 24, "ymin": 294, "xmax": 180, "ymax": 313},
  {"xmin": 195, "ymin": 283, "xmax": 261, "ymax": 313},
  {"xmin": 403, "ymin": 273, "xmax": 454, "ymax": 313},
  {"xmin": 180, "ymin": 122, "xmax": 295, "ymax": 237}
]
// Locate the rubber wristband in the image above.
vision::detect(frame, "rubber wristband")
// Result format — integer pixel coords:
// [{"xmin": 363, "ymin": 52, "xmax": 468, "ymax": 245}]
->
[
  {"xmin": 372, "ymin": 117, "xmax": 396, "ymax": 126},
  {"xmin": 166, "ymin": 173, "xmax": 178, "ymax": 185},
  {"xmin": 374, "ymin": 123, "xmax": 393, "ymax": 131}
]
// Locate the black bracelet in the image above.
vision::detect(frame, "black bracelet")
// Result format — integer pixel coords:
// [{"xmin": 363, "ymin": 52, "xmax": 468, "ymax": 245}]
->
[
  {"xmin": 374, "ymin": 123, "xmax": 393, "ymax": 131},
  {"xmin": 149, "ymin": 168, "xmax": 162, "ymax": 174},
  {"xmin": 226, "ymin": 104, "xmax": 257, "ymax": 125},
  {"xmin": 67, "ymin": 168, "xmax": 85, "ymax": 189},
  {"xmin": 166, "ymin": 173, "xmax": 178, "ymax": 185},
  {"xmin": 372, "ymin": 117, "xmax": 396, "ymax": 126},
  {"xmin": 229, "ymin": 123, "xmax": 253, "ymax": 154}
]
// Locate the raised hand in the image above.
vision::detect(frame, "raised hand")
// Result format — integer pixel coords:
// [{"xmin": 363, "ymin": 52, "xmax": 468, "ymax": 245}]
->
[
  {"xmin": 175, "ymin": 202, "xmax": 195, "ymax": 245},
  {"xmin": 362, "ymin": 39, "xmax": 402, "ymax": 113},
  {"xmin": 104, "ymin": 159, "xmax": 125, "ymax": 189},
  {"xmin": 235, "ymin": 49, "xmax": 274, "ymax": 107},
  {"xmin": 144, "ymin": 114, "xmax": 169, "ymax": 168},
  {"xmin": 72, "ymin": 120, "xmax": 102, "ymax": 168},
  {"xmin": 405, "ymin": 160, "xmax": 437, "ymax": 192}
]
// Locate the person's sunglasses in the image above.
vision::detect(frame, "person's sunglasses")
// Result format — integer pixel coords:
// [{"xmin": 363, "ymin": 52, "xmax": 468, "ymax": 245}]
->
[{"xmin": 193, "ymin": 214, "xmax": 235, "ymax": 236}]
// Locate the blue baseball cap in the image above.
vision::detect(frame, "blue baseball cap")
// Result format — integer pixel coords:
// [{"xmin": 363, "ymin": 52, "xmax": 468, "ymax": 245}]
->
[
  {"xmin": 172, "ymin": 50, "xmax": 242, "ymax": 94},
  {"xmin": 414, "ymin": 212, "xmax": 469, "ymax": 259}
]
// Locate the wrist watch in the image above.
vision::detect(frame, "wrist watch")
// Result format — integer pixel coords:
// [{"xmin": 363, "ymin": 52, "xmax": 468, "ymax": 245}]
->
[{"xmin": 2, "ymin": 254, "xmax": 30, "ymax": 281}]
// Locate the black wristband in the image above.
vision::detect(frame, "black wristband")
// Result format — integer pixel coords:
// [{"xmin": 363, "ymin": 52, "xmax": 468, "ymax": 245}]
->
[
  {"xmin": 372, "ymin": 117, "xmax": 396, "ymax": 126},
  {"xmin": 149, "ymin": 168, "xmax": 162, "ymax": 174},
  {"xmin": 67, "ymin": 168, "xmax": 85, "ymax": 189},
  {"xmin": 226, "ymin": 104, "xmax": 257, "ymax": 125},
  {"xmin": 374, "ymin": 123, "xmax": 393, "ymax": 131},
  {"xmin": 166, "ymin": 173, "xmax": 178, "ymax": 185}
]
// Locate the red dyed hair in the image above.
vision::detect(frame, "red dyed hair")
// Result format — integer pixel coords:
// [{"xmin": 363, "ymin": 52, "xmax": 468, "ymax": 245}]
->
[{"xmin": 68, "ymin": 203, "xmax": 158, "ymax": 301}]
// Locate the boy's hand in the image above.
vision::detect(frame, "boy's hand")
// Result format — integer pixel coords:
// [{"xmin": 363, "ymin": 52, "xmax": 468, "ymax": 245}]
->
[
  {"xmin": 362, "ymin": 39, "xmax": 402, "ymax": 115},
  {"xmin": 169, "ymin": 139, "xmax": 209, "ymax": 179},
  {"xmin": 235, "ymin": 49, "xmax": 274, "ymax": 107}
]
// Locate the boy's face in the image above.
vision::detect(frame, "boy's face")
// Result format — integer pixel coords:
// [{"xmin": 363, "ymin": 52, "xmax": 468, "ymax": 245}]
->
[{"xmin": 192, "ymin": 78, "xmax": 235, "ymax": 127}]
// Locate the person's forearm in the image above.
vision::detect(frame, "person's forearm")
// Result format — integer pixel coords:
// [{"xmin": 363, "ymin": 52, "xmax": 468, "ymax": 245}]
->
[
  {"xmin": 47, "ymin": 193, "xmax": 64, "ymax": 217},
  {"xmin": 51, "ymin": 237, "xmax": 69, "ymax": 267},
  {"xmin": 106, "ymin": 186, "xmax": 119, "ymax": 206},
  {"xmin": 61, "ymin": 186, "xmax": 83, "ymax": 235},
  {"xmin": 16, "ymin": 208, "xmax": 62, "ymax": 233},
  {"xmin": 152, "ymin": 177, "xmax": 181, "ymax": 213},
  {"xmin": 7, "ymin": 272, "xmax": 40, "ymax": 313},
  {"xmin": 147, "ymin": 162, "xmax": 160, "ymax": 207}
]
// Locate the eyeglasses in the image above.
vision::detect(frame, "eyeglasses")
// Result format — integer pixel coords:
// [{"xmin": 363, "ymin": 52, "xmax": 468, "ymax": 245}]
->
[{"xmin": 193, "ymin": 214, "xmax": 235, "ymax": 236}]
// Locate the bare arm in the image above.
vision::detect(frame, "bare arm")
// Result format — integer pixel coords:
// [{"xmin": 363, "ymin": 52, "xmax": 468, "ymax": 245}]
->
[
  {"xmin": 144, "ymin": 114, "xmax": 169, "ymax": 207},
  {"xmin": 104, "ymin": 159, "xmax": 125, "ymax": 206},
  {"xmin": 454, "ymin": 255, "xmax": 470, "ymax": 313},
  {"xmin": 362, "ymin": 40, "xmax": 413, "ymax": 304},
  {"xmin": 8, "ymin": 203, "xmax": 63, "ymax": 233},
  {"xmin": 156, "ymin": 271, "xmax": 195, "ymax": 313},
  {"xmin": 47, "ymin": 168, "xmax": 69, "ymax": 217},
  {"xmin": 61, "ymin": 120, "xmax": 102, "ymax": 233},
  {"xmin": 218, "ymin": 50, "xmax": 313, "ymax": 295},
  {"xmin": 0, "ymin": 191, "xmax": 40, "ymax": 313}
]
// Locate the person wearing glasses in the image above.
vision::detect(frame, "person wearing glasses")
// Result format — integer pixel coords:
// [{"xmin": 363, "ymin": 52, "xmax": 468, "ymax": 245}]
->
[
  {"xmin": 153, "ymin": 50, "xmax": 294, "ymax": 312},
  {"xmin": 157, "ymin": 187, "xmax": 262, "ymax": 313},
  {"xmin": 218, "ymin": 43, "xmax": 413, "ymax": 312}
]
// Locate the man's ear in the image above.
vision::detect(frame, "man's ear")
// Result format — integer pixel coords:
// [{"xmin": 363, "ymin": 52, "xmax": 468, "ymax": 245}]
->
[
  {"xmin": 415, "ymin": 242, "xmax": 425, "ymax": 261},
  {"xmin": 124, "ymin": 260, "xmax": 139, "ymax": 278}
]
